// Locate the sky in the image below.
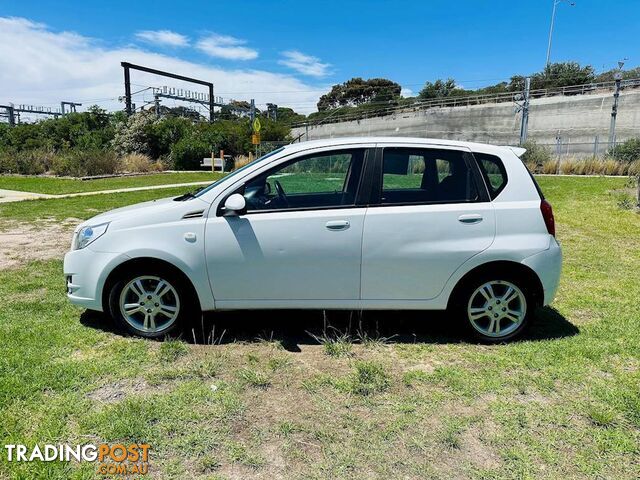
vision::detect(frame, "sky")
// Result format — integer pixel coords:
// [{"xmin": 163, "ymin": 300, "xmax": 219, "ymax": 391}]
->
[{"xmin": 1, "ymin": 0, "xmax": 638, "ymax": 115}]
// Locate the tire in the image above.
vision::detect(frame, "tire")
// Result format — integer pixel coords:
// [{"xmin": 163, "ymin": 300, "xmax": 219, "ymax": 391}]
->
[
  {"xmin": 449, "ymin": 272, "xmax": 533, "ymax": 343},
  {"xmin": 108, "ymin": 265, "xmax": 199, "ymax": 339}
]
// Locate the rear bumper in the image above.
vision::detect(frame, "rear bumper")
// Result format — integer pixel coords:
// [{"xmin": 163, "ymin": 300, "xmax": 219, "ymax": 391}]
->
[
  {"xmin": 522, "ymin": 237, "xmax": 562, "ymax": 306},
  {"xmin": 63, "ymin": 248, "xmax": 129, "ymax": 312}
]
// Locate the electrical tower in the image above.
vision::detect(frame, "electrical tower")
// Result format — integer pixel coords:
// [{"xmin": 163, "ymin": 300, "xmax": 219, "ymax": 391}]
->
[
  {"xmin": 61, "ymin": 101, "xmax": 82, "ymax": 114},
  {"xmin": 121, "ymin": 62, "xmax": 215, "ymax": 122}
]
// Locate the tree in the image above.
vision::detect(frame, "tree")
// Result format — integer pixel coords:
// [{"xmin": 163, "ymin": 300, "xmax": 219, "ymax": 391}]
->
[
  {"xmin": 595, "ymin": 66, "xmax": 640, "ymax": 83},
  {"xmin": 160, "ymin": 105, "xmax": 204, "ymax": 121},
  {"xmin": 317, "ymin": 77, "xmax": 401, "ymax": 111},
  {"xmin": 418, "ymin": 78, "xmax": 464, "ymax": 100},
  {"xmin": 509, "ymin": 62, "xmax": 596, "ymax": 92},
  {"xmin": 147, "ymin": 116, "xmax": 192, "ymax": 158},
  {"xmin": 217, "ymin": 100, "xmax": 256, "ymax": 120},
  {"xmin": 275, "ymin": 107, "xmax": 306, "ymax": 124},
  {"xmin": 474, "ymin": 82, "xmax": 510, "ymax": 95},
  {"xmin": 111, "ymin": 110, "xmax": 157, "ymax": 156}
]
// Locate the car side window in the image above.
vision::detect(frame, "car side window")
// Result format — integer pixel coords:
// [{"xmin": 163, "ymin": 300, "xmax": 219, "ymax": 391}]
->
[
  {"xmin": 473, "ymin": 152, "xmax": 508, "ymax": 199},
  {"xmin": 381, "ymin": 147, "xmax": 479, "ymax": 205},
  {"xmin": 242, "ymin": 149, "xmax": 365, "ymax": 212}
]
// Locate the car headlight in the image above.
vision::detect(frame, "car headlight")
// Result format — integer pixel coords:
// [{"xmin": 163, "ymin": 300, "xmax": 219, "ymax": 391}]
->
[{"xmin": 75, "ymin": 222, "xmax": 110, "ymax": 250}]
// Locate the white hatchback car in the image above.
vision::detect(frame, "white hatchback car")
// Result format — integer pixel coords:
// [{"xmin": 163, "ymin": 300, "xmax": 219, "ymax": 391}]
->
[{"xmin": 64, "ymin": 137, "xmax": 561, "ymax": 342}]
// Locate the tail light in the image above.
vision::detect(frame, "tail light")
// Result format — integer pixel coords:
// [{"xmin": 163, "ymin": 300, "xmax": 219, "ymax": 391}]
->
[{"xmin": 540, "ymin": 199, "xmax": 555, "ymax": 237}]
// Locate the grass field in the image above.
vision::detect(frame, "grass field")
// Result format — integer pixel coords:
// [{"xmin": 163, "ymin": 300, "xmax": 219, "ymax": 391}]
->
[
  {"xmin": 0, "ymin": 186, "xmax": 194, "ymax": 226},
  {"xmin": 0, "ymin": 172, "xmax": 220, "ymax": 195},
  {"xmin": 0, "ymin": 176, "xmax": 639, "ymax": 479}
]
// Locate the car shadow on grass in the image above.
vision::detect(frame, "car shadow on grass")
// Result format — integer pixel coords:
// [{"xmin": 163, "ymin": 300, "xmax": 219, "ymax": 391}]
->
[{"xmin": 81, "ymin": 306, "xmax": 579, "ymax": 351}]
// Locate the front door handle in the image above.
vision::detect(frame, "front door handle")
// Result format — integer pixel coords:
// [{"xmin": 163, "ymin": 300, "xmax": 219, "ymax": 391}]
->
[
  {"xmin": 458, "ymin": 214, "xmax": 483, "ymax": 224},
  {"xmin": 325, "ymin": 220, "xmax": 350, "ymax": 231}
]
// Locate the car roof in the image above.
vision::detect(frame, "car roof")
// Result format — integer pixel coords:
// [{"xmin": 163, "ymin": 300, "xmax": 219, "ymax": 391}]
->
[{"xmin": 282, "ymin": 137, "xmax": 520, "ymax": 157}]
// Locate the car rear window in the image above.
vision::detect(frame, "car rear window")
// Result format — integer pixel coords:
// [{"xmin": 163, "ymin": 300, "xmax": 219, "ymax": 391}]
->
[
  {"xmin": 473, "ymin": 152, "xmax": 507, "ymax": 199},
  {"xmin": 381, "ymin": 148, "xmax": 480, "ymax": 205}
]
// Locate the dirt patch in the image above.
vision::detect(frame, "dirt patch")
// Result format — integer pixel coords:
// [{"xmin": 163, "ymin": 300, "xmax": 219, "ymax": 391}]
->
[
  {"xmin": 0, "ymin": 219, "xmax": 80, "ymax": 269},
  {"xmin": 86, "ymin": 378, "xmax": 175, "ymax": 404},
  {"xmin": 456, "ymin": 425, "xmax": 502, "ymax": 470}
]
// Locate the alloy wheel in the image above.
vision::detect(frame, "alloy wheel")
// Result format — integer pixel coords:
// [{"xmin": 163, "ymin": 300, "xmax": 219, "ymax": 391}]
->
[
  {"xmin": 119, "ymin": 275, "xmax": 181, "ymax": 334},
  {"xmin": 467, "ymin": 280, "xmax": 527, "ymax": 338}
]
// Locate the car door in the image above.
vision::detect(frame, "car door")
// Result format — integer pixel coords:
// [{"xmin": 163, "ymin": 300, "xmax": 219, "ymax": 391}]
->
[
  {"xmin": 360, "ymin": 145, "xmax": 496, "ymax": 301},
  {"xmin": 205, "ymin": 147, "xmax": 371, "ymax": 307}
]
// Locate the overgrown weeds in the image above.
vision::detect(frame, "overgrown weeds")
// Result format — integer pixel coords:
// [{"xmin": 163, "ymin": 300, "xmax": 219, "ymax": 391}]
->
[{"xmin": 307, "ymin": 312, "xmax": 394, "ymax": 356}]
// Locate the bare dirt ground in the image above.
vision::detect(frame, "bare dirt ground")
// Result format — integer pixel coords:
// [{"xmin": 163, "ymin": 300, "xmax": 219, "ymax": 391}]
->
[{"xmin": 0, "ymin": 219, "xmax": 79, "ymax": 269}]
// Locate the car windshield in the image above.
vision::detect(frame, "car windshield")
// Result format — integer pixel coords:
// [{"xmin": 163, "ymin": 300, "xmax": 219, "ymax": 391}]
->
[{"xmin": 193, "ymin": 147, "xmax": 285, "ymax": 198}]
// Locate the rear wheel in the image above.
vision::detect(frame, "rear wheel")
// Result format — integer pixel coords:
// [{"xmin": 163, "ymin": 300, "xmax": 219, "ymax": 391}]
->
[
  {"xmin": 451, "ymin": 275, "xmax": 532, "ymax": 343},
  {"xmin": 108, "ymin": 267, "xmax": 198, "ymax": 339}
]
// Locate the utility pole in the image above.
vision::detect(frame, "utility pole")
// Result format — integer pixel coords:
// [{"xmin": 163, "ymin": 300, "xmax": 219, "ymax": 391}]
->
[
  {"xmin": 154, "ymin": 94, "xmax": 161, "ymax": 117},
  {"xmin": 519, "ymin": 77, "xmax": 531, "ymax": 145},
  {"xmin": 208, "ymin": 84, "xmax": 215, "ymax": 122},
  {"xmin": 123, "ymin": 64, "xmax": 133, "ymax": 115},
  {"xmin": 546, "ymin": 0, "xmax": 575, "ymax": 68},
  {"xmin": 250, "ymin": 99, "xmax": 256, "ymax": 122},
  {"xmin": 608, "ymin": 72, "xmax": 622, "ymax": 152},
  {"xmin": 1, "ymin": 105, "xmax": 16, "ymax": 126}
]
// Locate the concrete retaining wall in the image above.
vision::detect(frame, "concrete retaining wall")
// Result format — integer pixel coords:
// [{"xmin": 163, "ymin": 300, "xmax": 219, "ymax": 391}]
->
[{"xmin": 292, "ymin": 89, "xmax": 640, "ymax": 156}]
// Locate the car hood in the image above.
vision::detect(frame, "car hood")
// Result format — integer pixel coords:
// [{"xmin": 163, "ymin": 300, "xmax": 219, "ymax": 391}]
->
[{"xmin": 77, "ymin": 196, "xmax": 209, "ymax": 231}]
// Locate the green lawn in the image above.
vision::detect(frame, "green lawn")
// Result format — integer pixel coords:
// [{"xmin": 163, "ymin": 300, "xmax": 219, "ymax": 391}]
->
[
  {"xmin": 1, "ymin": 176, "xmax": 639, "ymax": 479},
  {"xmin": 0, "ymin": 172, "xmax": 221, "ymax": 195},
  {"xmin": 0, "ymin": 187, "xmax": 195, "ymax": 226}
]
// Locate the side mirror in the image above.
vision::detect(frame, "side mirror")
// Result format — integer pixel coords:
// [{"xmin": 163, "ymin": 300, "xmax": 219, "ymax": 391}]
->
[{"xmin": 223, "ymin": 193, "xmax": 246, "ymax": 215}]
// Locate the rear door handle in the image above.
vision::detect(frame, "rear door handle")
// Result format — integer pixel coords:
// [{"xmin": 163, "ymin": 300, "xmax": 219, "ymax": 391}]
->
[
  {"xmin": 458, "ymin": 214, "xmax": 483, "ymax": 224},
  {"xmin": 325, "ymin": 220, "xmax": 350, "ymax": 231}
]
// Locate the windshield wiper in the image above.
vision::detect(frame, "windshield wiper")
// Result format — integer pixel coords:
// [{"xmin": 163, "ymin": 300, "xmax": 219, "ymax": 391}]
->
[{"xmin": 173, "ymin": 186, "xmax": 206, "ymax": 202}]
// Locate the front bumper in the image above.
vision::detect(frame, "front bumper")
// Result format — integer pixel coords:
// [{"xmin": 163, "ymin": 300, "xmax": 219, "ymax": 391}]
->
[
  {"xmin": 63, "ymin": 248, "xmax": 129, "ymax": 312},
  {"xmin": 522, "ymin": 237, "xmax": 562, "ymax": 306}
]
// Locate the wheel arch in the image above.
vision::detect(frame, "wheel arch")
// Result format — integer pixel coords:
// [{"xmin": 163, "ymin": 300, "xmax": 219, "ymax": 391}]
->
[
  {"xmin": 101, "ymin": 257, "xmax": 202, "ymax": 314},
  {"xmin": 447, "ymin": 260, "xmax": 544, "ymax": 310}
]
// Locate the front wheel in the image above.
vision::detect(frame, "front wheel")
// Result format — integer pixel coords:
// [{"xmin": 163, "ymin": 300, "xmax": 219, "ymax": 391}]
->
[
  {"xmin": 451, "ymin": 276, "xmax": 532, "ymax": 343},
  {"xmin": 108, "ymin": 268, "xmax": 197, "ymax": 339}
]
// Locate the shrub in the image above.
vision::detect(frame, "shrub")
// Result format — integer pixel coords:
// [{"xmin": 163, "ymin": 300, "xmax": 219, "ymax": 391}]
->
[
  {"xmin": 601, "ymin": 158, "xmax": 622, "ymax": 176},
  {"xmin": 580, "ymin": 157, "xmax": 601, "ymax": 175},
  {"xmin": 51, "ymin": 149, "xmax": 120, "ymax": 177},
  {"xmin": 120, "ymin": 153, "xmax": 155, "ymax": 173},
  {"xmin": 85, "ymin": 150, "xmax": 120, "ymax": 176},
  {"xmin": 157, "ymin": 155, "xmax": 174, "ymax": 171},
  {"xmin": 233, "ymin": 155, "xmax": 252, "ymax": 170},
  {"xmin": 147, "ymin": 116, "xmax": 192, "ymax": 158},
  {"xmin": 171, "ymin": 136, "xmax": 209, "ymax": 170},
  {"xmin": 551, "ymin": 156, "xmax": 637, "ymax": 176},
  {"xmin": 521, "ymin": 141, "xmax": 552, "ymax": 173},
  {"xmin": 112, "ymin": 110, "xmax": 157, "ymax": 157},
  {"xmin": 0, "ymin": 148, "xmax": 56, "ymax": 175},
  {"xmin": 608, "ymin": 138, "xmax": 640, "ymax": 163},
  {"xmin": 541, "ymin": 159, "xmax": 559, "ymax": 174},
  {"xmin": 627, "ymin": 160, "xmax": 640, "ymax": 177},
  {"xmin": 50, "ymin": 151, "xmax": 82, "ymax": 176},
  {"xmin": 559, "ymin": 157, "xmax": 580, "ymax": 175},
  {"xmin": 0, "ymin": 150, "xmax": 18, "ymax": 173}
]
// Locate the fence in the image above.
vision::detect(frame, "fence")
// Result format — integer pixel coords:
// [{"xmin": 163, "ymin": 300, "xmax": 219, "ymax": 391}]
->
[
  {"xmin": 291, "ymin": 78, "xmax": 640, "ymax": 130},
  {"xmin": 538, "ymin": 137, "xmax": 618, "ymax": 159}
]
